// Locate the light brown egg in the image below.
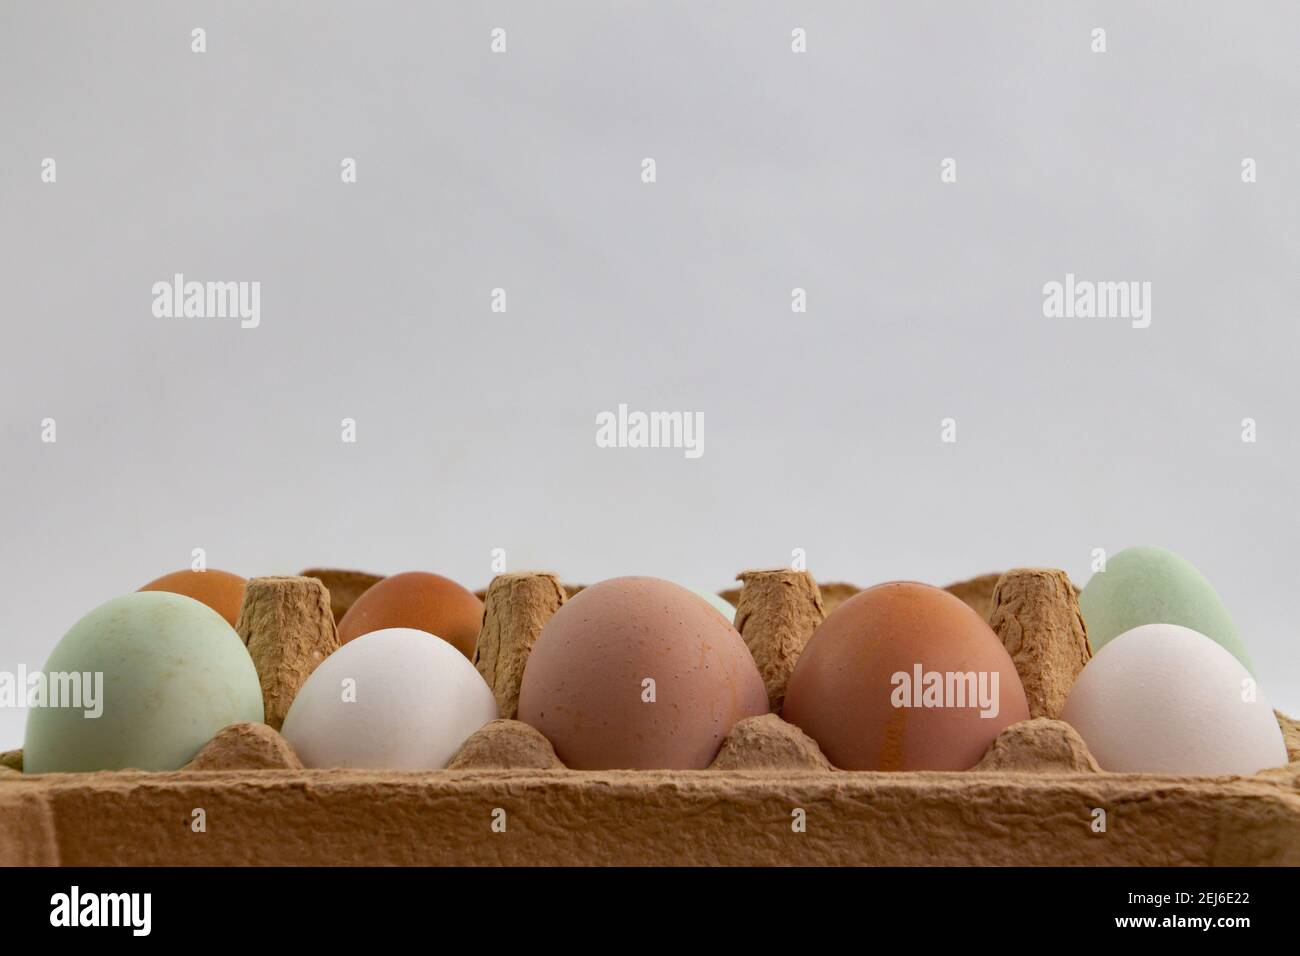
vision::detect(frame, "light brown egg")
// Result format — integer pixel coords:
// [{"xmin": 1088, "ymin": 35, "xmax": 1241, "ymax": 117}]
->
[
  {"xmin": 138, "ymin": 568, "xmax": 247, "ymax": 628},
  {"xmin": 336, "ymin": 571, "xmax": 484, "ymax": 658},
  {"xmin": 517, "ymin": 576, "xmax": 769, "ymax": 769},
  {"xmin": 783, "ymin": 581, "xmax": 1029, "ymax": 770}
]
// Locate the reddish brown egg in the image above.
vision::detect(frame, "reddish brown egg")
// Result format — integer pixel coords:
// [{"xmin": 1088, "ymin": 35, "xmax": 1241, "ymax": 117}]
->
[
  {"xmin": 517, "ymin": 576, "xmax": 768, "ymax": 769},
  {"xmin": 337, "ymin": 571, "xmax": 484, "ymax": 658},
  {"xmin": 783, "ymin": 581, "xmax": 1029, "ymax": 771},
  {"xmin": 138, "ymin": 568, "xmax": 247, "ymax": 628}
]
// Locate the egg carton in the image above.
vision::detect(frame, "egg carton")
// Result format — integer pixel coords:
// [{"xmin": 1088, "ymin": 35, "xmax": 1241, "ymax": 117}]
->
[{"xmin": 1, "ymin": 568, "xmax": 1297, "ymax": 866}]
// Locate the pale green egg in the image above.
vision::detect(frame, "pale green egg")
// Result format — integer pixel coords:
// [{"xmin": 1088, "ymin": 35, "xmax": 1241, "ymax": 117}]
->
[
  {"xmin": 23, "ymin": 591, "xmax": 264, "ymax": 772},
  {"xmin": 1078, "ymin": 545, "xmax": 1252, "ymax": 673}
]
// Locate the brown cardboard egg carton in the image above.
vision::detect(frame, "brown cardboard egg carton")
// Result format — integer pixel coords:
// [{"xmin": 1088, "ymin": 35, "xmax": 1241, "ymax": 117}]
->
[{"xmin": 2, "ymin": 568, "xmax": 1298, "ymax": 866}]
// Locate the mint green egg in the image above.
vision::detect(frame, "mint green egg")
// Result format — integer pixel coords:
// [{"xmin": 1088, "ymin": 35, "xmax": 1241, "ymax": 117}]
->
[
  {"xmin": 1078, "ymin": 545, "xmax": 1252, "ymax": 673},
  {"xmin": 23, "ymin": 591, "xmax": 264, "ymax": 773}
]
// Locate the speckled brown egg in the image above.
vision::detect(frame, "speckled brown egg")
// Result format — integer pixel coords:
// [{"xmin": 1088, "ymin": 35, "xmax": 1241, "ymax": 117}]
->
[
  {"xmin": 337, "ymin": 571, "xmax": 484, "ymax": 658},
  {"xmin": 138, "ymin": 568, "xmax": 247, "ymax": 628},
  {"xmin": 783, "ymin": 581, "xmax": 1029, "ymax": 771},
  {"xmin": 517, "ymin": 576, "xmax": 769, "ymax": 769}
]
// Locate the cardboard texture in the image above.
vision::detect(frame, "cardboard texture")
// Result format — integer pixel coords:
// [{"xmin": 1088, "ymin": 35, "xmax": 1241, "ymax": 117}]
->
[
  {"xmin": 238, "ymin": 576, "xmax": 340, "ymax": 730},
  {"xmin": 2, "ymin": 567, "xmax": 1297, "ymax": 866}
]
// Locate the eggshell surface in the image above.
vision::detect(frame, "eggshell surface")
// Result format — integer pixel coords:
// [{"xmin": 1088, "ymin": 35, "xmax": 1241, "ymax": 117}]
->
[
  {"xmin": 23, "ymin": 592, "xmax": 264, "ymax": 773},
  {"xmin": 783, "ymin": 581, "xmax": 1030, "ymax": 771},
  {"xmin": 694, "ymin": 588, "xmax": 736, "ymax": 624},
  {"xmin": 336, "ymin": 571, "xmax": 484, "ymax": 659},
  {"xmin": 1078, "ymin": 545, "xmax": 1251, "ymax": 671},
  {"xmin": 517, "ymin": 576, "xmax": 768, "ymax": 769},
  {"xmin": 138, "ymin": 568, "xmax": 247, "ymax": 628},
  {"xmin": 280, "ymin": 627, "xmax": 498, "ymax": 769},
  {"xmin": 1061, "ymin": 623, "xmax": 1285, "ymax": 775}
]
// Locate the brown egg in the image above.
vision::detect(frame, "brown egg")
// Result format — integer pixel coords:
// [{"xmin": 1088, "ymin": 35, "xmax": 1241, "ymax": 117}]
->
[
  {"xmin": 138, "ymin": 568, "xmax": 247, "ymax": 628},
  {"xmin": 783, "ymin": 581, "xmax": 1029, "ymax": 771},
  {"xmin": 517, "ymin": 576, "xmax": 769, "ymax": 769},
  {"xmin": 337, "ymin": 571, "xmax": 484, "ymax": 658}
]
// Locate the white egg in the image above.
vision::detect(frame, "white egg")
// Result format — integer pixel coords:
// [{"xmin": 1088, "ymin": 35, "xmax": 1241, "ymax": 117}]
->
[
  {"xmin": 694, "ymin": 588, "xmax": 736, "ymax": 624},
  {"xmin": 1062, "ymin": 623, "xmax": 1286, "ymax": 775},
  {"xmin": 281, "ymin": 627, "xmax": 498, "ymax": 770}
]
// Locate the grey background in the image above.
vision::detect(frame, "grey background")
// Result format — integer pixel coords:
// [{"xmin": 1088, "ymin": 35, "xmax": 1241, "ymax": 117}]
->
[{"xmin": 2, "ymin": 1, "xmax": 1297, "ymax": 748}]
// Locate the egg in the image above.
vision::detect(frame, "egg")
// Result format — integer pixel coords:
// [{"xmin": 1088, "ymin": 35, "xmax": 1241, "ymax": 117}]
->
[
  {"xmin": 336, "ymin": 571, "xmax": 484, "ymax": 658},
  {"xmin": 517, "ymin": 576, "xmax": 768, "ymax": 769},
  {"xmin": 1061, "ymin": 623, "xmax": 1285, "ymax": 774},
  {"xmin": 1078, "ymin": 545, "xmax": 1250, "ymax": 671},
  {"xmin": 280, "ymin": 627, "xmax": 497, "ymax": 769},
  {"xmin": 23, "ymin": 592, "xmax": 263, "ymax": 773},
  {"xmin": 694, "ymin": 588, "xmax": 736, "ymax": 624},
  {"xmin": 783, "ymin": 582, "xmax": 1030, "ymax": 770},
  {"xmin": 138, "ymin": 568, "xmax": 247, "ymax": 628}
]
